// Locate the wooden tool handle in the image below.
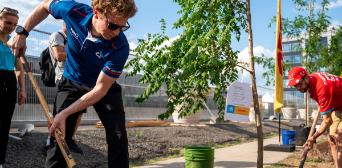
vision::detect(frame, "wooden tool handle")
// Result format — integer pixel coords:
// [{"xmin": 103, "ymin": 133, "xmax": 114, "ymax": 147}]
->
[
  {"xmin": 308, "ymin": 109, "xmax": 320, "ymax": 138},
  {"xmin": 299, "ymin": 108, "xmax": 320, "ymax": 168},
  {"xmin": 19, "ymin": 55, "xmax": 76, "ymax": 168}
]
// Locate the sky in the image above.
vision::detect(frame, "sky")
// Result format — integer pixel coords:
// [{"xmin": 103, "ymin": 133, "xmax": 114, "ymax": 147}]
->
[{"xmin": 1, "ymin": 0, "xmax": 342, "ymax": 87}]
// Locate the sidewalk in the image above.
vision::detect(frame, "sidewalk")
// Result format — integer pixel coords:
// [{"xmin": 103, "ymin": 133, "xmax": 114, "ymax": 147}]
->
[{"xmin": 135, "ymin": 136, "xmax": 294, "ymax": 168}]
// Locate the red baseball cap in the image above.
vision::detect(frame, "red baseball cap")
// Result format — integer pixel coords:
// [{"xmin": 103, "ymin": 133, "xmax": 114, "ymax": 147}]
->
[{"xmin": 287, "ymin": 66, "xmax": 308, "ymax": 86}]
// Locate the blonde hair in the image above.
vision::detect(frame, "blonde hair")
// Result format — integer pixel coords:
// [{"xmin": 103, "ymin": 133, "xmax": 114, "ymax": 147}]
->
[{"xmin": 92, "ymin": 0, "xmax": 137, "ymax": 18}]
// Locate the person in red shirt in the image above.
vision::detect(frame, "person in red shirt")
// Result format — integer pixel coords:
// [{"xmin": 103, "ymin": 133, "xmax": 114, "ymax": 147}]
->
[{"xmin": 288, "ymin": 66, "xmax": 342, "ymax": 167}]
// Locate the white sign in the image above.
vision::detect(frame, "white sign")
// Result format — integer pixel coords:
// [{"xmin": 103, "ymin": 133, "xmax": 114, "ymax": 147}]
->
[
  {"xmin": 226, "ymin": 82, "xmax": 252, "ymax": 107},
  {"xmin": 225, "ymin": 82, "xmax": 252, "ymax": 121}
]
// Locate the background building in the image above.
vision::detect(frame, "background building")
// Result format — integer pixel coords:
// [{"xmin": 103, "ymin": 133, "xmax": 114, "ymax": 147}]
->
[{"xmin": 282, "ymin": 26, "xmax": 338, "ymax": 109}]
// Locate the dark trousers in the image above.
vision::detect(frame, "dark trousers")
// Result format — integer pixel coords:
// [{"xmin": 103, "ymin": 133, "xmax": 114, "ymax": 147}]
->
[
  {"xmin": 45, "ymin": 78, "xmax": 129, "ymax": 168},
  {"xmin": 52, "ymin": 79, "xmax": 80, "ymax": 143},
  {"xmin": 0, "ymin": 70, "xmax": 17, "ymax": 164}
]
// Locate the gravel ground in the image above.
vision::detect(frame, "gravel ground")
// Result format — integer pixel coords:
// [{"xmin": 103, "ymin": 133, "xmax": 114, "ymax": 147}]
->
[{"xmin": 5, "ymin": 121, "xmax": 296, "ymax": 168}]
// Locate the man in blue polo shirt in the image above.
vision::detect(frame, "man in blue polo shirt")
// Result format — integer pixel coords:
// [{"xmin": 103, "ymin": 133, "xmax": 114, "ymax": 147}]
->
[{"xmin": 11, "ymin": 0, "xmax": 137, "ymax": 167}]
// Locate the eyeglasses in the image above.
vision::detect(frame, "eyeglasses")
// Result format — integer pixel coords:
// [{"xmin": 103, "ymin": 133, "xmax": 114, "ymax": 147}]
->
[
  {"xmin": 107, "ymin": 21, "xmax": 130, "ymax": 32},
  {"xmin": 0, "ymin": 7, "xmax": 18, "ymax": 16}
]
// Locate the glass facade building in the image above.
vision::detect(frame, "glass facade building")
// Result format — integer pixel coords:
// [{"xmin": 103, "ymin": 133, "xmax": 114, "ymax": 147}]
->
[{"xmin": 282, "ymin": 27, "xmax": 337, "ymax": 109}]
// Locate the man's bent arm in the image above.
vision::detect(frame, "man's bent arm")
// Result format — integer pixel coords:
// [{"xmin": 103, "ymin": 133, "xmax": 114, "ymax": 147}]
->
[
  {"xmin": 59, "ymin": 72, "xmax": 114, "ymax": 111},
  {"xmin": 11, "ymin": 0, "xmax": 52, "ymax": 56},
  {"xmin": 49, "ymin": 71, "xmax": 116, "ymax": 135},
  {"xmin": 21, "ymin": 0, "xmax": 51, "ymax": 32},
  {"xmin": 312, "ymin": 112, "xmax": 333, "ymax": 140}
]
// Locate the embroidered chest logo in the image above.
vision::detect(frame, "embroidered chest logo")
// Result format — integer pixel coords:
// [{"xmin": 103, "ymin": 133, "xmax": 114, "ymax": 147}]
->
[{"xmin": 70, "ymin": 28, "xmax": 78, "ymax": 40}]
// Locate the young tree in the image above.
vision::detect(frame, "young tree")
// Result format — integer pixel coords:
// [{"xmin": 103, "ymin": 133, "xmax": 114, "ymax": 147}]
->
[
  {"xmin": 126, "ymin": 0, "xmax": 247, "ymax": 120},
  {"xmin": 246, "ymin": 1, "xmax": 263, "ymax": 167},
  {"xmin": 127, "ymin": 0, "xmax": 264, "ymax": 165}
]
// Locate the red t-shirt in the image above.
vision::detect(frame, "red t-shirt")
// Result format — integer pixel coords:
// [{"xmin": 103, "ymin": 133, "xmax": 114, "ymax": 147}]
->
[{"xmin": 308, "ymin": 72, "xmax": 342, "ymax": 115}]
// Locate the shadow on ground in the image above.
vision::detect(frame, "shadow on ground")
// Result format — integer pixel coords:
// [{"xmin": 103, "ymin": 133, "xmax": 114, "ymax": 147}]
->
[{"xmin": 212, "ymin": 124, "xmax": 257, "ymax": 137}]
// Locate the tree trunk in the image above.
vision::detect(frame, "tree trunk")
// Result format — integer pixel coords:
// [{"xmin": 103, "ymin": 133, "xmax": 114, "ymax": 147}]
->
[{"xmin": 246, "ymin": 0, "xmax": 263, "ymax": 167}]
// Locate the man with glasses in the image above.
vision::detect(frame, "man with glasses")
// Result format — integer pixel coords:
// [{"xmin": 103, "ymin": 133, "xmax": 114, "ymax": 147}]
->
[
  {"xmin": 288, "ymin": 66, "xmax": 342, "ymax": 167},
  {"xmin": 10, "ymin": 0, "xmax": 137, "ymax": 167}
]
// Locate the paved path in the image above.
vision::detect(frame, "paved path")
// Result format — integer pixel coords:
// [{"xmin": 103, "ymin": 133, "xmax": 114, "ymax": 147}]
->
[{"xmin": 135, "ymin": 136, "xmax": 294, "ymax": 168}]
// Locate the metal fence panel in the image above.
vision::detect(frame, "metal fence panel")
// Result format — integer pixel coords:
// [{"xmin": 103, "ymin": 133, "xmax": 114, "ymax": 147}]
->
[{"xmin": 14, "ymin": 29, "xmax": 309, "ymax": 123}]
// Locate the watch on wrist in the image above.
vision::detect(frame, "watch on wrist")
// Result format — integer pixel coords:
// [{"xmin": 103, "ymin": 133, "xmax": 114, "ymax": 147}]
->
[{"xmin": 15, "ymin": 25, "xmax": 29, "ymax": 37}]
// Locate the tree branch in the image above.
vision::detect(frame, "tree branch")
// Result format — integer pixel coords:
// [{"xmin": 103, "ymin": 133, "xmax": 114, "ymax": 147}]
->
[{"xmin": 236, "ymin": 63, "xmax": 252, "ymax": 74}]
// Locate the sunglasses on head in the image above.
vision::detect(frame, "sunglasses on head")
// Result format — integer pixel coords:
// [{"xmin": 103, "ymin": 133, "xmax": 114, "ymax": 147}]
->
[
  {"xmin": 0, "ymin": 7, "xmax": 18, "ymax": 16},
  {"xmin": 107, "ymin": 21, "xmax": 130, "ymax": 32}
]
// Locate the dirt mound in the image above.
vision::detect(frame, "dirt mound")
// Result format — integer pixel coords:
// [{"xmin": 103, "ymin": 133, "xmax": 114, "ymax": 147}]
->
[
  {"xmin": 309, "ymin": 140, "xmax": 333, "ymax": 163},
  {"xmin": 268, "ymin": 139, "xmax": 334, "ymax": 168}
]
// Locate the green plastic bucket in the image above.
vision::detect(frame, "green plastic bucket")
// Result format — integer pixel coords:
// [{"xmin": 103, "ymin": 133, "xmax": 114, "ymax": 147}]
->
[{"xmin": 184, "ymin": 146, "xmax": 214, "ymax": 168}]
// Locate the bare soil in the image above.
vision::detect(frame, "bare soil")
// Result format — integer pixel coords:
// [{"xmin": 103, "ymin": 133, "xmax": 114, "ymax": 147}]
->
[
  {"xmin": 5, "ymin": 121, "xmax": 310, "ymax": 168},
  {"xmin": 267, "ymin": 138, "xmax": 335, "ymax": 168}
]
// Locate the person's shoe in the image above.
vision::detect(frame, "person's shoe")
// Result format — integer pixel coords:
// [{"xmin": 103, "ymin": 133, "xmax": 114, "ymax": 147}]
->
[{"xmin": 68, "ymin": 140, "xmax": 83, "ymax": 154}]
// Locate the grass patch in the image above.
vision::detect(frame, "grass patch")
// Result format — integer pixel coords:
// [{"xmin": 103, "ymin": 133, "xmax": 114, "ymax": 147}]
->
[
  {"xmin": 267, "ymin": 163, "xmax": 292, "ymax": 167},
  {"xmin": 309, "ymin": 157, "xmax": 323, "ymax": 163}
]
